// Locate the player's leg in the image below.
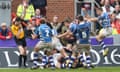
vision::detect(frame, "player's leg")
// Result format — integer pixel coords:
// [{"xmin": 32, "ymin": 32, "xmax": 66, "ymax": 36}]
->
[
  {"xmin": 77, "ymin": 45, "xmax": 86, "ymax": 67},
  {"xmin": 67, "ymin": 44, "xmax": 76, "ymax": 68},
  {"xmin": 53, "ymin": 37, "xmax": 70, "ymax": 67},
  {"xmin": 96, "ymin": 28, "xmax": 109, "ymax": 56},
  {"xmin": 47, "ymin": 43, "xmax": 56, "ymax": 69},
  {"xmin": 85, "ymin": 45, "xmax": 92, "ymax": 69},
  {"xmin": 31, "ymin": 41, "xmax": 43, "ymax": 69}
]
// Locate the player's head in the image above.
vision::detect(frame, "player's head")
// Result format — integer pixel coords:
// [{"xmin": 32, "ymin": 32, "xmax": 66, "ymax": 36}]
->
[
  {"xmin": 77, "ymin": 15, "xmax": 84, "ymax": 22},
  {"xmin": 64, "ymin": 17, "xmax": 72, "ymax": 27},
  {"xmin": 14, "ymin": 17, "xmax": 22, "ymax": 26},
  {"xmin": 53, "ymin": 15, "xmax": 59, "ymax": 23},
  {"xmin": 96, "ymin": 8, "xmax": 103, "ymax": 15},
  {"xmin": 40, "ymin": 18, "xmax": 46, "ymax": 24}
]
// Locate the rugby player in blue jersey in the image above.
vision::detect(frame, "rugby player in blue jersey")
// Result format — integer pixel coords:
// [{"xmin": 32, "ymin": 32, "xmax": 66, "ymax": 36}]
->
[
  {"xmin": 57, "ymin": 18, "xmax": 79, "ymax": 68},
  {"xmin": 90, "ymin": 8, "xmax": 112, "ymax": 57},
  {"xmin": 76, "ymin": 15, "xmax": 92, "ymax": 69},
  {"xmin": 31, "ymin": 18, "xmax": 69, "ymax": 69}
]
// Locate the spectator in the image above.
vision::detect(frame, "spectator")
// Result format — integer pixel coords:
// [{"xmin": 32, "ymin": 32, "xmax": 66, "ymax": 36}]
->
[
  {"xmin": 17, "ymin": 0, "xmax": 35, "ymax": 23},
  {"xmin": 81, "ymin": 1, "xmax": 91, "ymax": 16},
  {"xmin": 30, "ymin": 9, "xmax": 43, "ymax": 26},
  {"xmin": 11, "ymin": 12, "xmax": 17, "ymax": 23},
  {"xmin": 112, "ymin": 13, "xmax": 120, "ymax": 34},
  {"xmin": 111, "ymin": 0, "xmax": 120, "ymax": 7},
  {"xmin": 0, "ymin": 23, "xmax": 12, "ymax": 40},
  {"xmin": 51, "ymin": 15, "xmax": 61, "ymax": 35},
  {"xmin": 102, "ymin": 0, "xmax": 115, "ymax": 14},
  {"xmin": 113, "ymin": 4, "xmax": 120, "ymax": 16},
  {"xmin": 29, "ymin": 0, "xmax": 47, "ymax": 16}
]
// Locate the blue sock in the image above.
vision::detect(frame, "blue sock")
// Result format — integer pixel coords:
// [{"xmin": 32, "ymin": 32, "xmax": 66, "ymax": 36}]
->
[
  {"xmin": 79, "ymin": 54, "xmax": 85, "ymax": 65},
  {"xmin": 61, "ymin": 63, "xmax": 66, "ymax": 68},
  {"xmin": 68, "ymin": 56, "xmax": 75, "ymax": 68},
  {"xmin": 42, "ymin": 55, "xmax": 48, "ymax": 66},
  {"xmin": 86, "ymin": 55, "xmax": 91, "ymax": 67},
  {"xmin": 64, "ymin": 56, "xmax": 69, "ymax": 60},
  {"xmin": 33, "ymin": 52, "xmax": 39, "ymax": 66},
  {"xmin": 49, "ymin": 56, "xmax": 55, "ymax": 68},
  {"xmin": 99, "ymin": 40, "xmax": 107, "ymax": 50}
]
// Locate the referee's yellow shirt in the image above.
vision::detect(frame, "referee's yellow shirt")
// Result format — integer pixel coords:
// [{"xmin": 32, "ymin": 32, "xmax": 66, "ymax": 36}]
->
[{"xmin": 11, "ymin": 25, "xmax": 25, "ymax": 39}]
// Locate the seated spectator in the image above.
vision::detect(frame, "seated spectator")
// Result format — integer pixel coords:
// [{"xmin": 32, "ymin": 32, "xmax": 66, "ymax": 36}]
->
[
  {"xmin": 17, "ymin": 0, "xmax": 35, "ymax": 23},
  {"xmin": 102, "ymin": 0, "xmax": 114, "ymax": 15},
  {"xmin": 0, "ymin": 23, "xmax": 12, "ymax": 40}
]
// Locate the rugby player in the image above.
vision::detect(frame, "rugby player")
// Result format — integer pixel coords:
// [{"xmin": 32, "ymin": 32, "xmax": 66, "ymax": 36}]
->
[
  {"xmin": 90, "ymin": 8, "xmax": 112, "ymax": 57},
  {"xmin": 31, "ymin": 18, "xmax": 69, "ymax": 69},
  {"xmin": 76, "ymin": 15, "xmax": 92, "ymax": 69}
]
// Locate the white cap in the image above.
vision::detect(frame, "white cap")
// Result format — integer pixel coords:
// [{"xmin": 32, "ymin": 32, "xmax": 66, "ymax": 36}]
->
[{"xmin": 0, "ymin": 23, "xmax": 7, "ymax": 27}]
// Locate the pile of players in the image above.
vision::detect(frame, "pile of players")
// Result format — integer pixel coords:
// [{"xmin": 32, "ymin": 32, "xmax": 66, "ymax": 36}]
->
[{"xmin": 30, "ymin": 7, "xmax": 111, "ymax": 70}]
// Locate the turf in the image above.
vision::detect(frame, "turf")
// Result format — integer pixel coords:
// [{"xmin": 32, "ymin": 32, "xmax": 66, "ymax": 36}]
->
[{"xmin": 0, "ymin": 67, "xmax": 120, "ymax": 72}]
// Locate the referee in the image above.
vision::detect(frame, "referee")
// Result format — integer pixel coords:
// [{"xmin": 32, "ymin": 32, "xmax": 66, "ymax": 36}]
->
[{"xmin": 11, "ymin": 17, "xmax": 27, "ymax": 68}]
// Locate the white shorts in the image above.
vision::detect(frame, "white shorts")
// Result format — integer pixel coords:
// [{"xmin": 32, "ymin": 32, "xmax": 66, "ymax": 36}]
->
[
  {"xmin": 35, "ymin": 41, "xmax": 53, "ymax": 49},
  {"xmin": 99, "ymin": 27, "xmax": 112, "ymax": 37},
  {"xmin": 52, "ymin": 37, "xmax": 63, "ymax": 51}
]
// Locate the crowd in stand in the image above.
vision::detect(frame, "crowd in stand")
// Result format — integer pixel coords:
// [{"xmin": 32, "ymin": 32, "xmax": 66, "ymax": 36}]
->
[{"xmin": 0, "ymin": 0, "xmax": 120, "ymax": 69}]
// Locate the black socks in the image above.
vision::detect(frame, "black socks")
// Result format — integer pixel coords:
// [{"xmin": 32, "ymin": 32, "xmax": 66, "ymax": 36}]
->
[{"xmin": 19, "ymin": 55, "xmax": 27, "ymax": 67}]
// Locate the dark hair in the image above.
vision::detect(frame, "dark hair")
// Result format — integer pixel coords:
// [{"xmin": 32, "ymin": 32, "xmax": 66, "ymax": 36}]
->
[
  {"xmin": 40, "ymin": 18, "xmax": 46, "ymax": 24},
  {"xmin": 15, "ymin": 17, "xmax": 22, "ymax": 22},
  {"xmin": 77, "ymin": 15, "xmax": 84, "ymax": 21}
]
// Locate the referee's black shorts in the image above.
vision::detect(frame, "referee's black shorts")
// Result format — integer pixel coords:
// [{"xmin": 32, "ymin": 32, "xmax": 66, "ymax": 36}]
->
[{"xmin": 14, "ymin": 37, "xmax": 27, "ymax": 47}]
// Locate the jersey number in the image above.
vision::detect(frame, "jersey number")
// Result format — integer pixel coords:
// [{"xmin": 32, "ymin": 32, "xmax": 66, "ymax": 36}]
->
[
  {"xmin": 45, "ymin": 30, "xmax": 50, "ymax": 37},
  {"xmin": 82, "ymin": 32, "xmax": 87, "ymax": 39}
]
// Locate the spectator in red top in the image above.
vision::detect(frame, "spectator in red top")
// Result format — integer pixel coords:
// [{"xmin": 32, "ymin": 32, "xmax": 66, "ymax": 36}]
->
[
  {"xmin": 0, "ymin": 23, "xmax": 12, "ymax": 40},
  {"xmin": 30, "ymin": 9, "xmax": 43, "ymax": 26},
  {"xmin": 112, "ymin": 14, "xmax": 120, "ymax": 34},
  {"xmin": 11, "ymin": 12, "xmax": 17, "ymax": 22}
]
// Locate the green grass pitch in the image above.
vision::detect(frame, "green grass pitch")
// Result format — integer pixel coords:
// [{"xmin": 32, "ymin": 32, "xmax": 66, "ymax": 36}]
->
[{"xmin": 0, "ymin": 67, "xmax": 120, "ymax": 72}]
